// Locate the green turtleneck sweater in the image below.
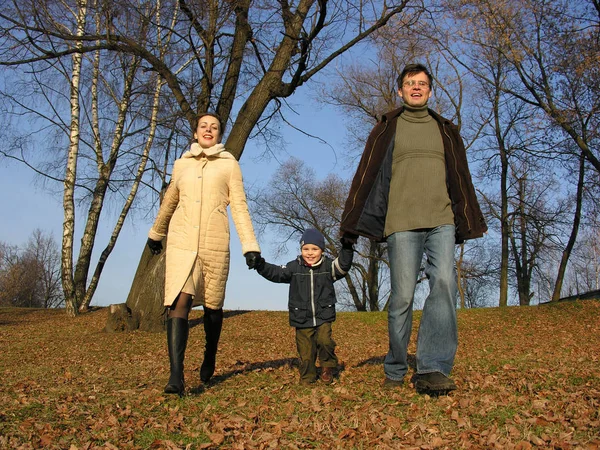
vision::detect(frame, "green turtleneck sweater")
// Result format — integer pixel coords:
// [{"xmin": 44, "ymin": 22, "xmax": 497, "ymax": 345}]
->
[{"xmin": 384, "ymin": 105, "xmax": 454, "ymax": 236}]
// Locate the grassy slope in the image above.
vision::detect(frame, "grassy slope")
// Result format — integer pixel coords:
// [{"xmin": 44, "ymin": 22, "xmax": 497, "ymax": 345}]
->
[{"xmin": 1, "ymin": 301, "xmax": 599, "ymax": 449}]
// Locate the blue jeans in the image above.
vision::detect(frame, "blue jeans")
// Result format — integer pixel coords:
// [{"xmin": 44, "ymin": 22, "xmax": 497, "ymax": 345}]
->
[{"xmin": 384, "ymin": 225, "xmax": 458, "ymax": 381}]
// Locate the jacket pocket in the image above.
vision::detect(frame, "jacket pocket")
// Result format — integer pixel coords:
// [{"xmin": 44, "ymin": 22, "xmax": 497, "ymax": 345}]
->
[
  {"xmin": 205, "ymin": 207, "xmax": 230, "ymax": 251},
  {"xmin": 289, "ymin": 306, "xmax": 308, "ymax": 323},
  {"xmin": 318, "ymin": 303, "xmax": 336, "ymax": 321}
]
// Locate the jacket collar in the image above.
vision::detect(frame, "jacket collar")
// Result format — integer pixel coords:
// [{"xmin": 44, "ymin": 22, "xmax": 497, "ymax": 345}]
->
[
  {"xmin": 182, "ymin": 142, "xmax": 225, "ymax": 158},
  {"xmin": 298, "ymin": 255, "xmax": 323, "ymax": 268}
]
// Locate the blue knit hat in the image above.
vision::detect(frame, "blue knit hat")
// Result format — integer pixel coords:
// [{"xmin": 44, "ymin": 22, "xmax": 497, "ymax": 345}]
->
[{"xmin": 300, "ymin": 228, "xmax": 325, "ymax": 250}]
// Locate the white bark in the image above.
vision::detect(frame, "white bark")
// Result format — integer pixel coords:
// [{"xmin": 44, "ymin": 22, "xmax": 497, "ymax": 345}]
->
[{"xmin": 62, "ymin": 0, "xmax": 88, "ymax": 317}]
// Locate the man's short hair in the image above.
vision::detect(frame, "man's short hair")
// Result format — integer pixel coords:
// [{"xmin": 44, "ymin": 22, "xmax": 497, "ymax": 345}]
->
[{"xmin": 397, "ymin": 63, "xmax": 433, "ymax": 90}]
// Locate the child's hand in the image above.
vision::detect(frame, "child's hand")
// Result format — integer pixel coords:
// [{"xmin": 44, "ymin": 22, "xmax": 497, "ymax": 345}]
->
[{"xmin": 254, "ymin": 256, "xmax": 265, "ymax": 271}]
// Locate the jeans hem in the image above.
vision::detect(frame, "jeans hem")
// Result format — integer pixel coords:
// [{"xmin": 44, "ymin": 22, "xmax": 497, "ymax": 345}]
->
[
  {"xmin": 416, "ymin": 369, "xmax": 450, "ymax": 377},
  {"xmin": 384, "ymin": 375, "xmax": 404, "ymax": 382}
]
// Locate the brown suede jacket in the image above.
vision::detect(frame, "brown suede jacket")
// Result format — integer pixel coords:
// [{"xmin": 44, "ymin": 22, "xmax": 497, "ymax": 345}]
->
[{"xmin": 340, "ymin": 106, "xmax": 487, "ymax": 244}]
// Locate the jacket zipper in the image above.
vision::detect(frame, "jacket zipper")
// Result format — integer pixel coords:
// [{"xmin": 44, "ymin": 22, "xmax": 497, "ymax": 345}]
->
[
  {"xmin": 342, "ymin": 120, "xmax": 389, "ymax": 223},
  {"xmin": 443, "ymin": 122, "xmax": 471, "ymax": 232},
  {"xmin": 196, "ymin": 158, "xmax": 207, "ymax": 246},
  {"xmin": 310, "ymin": 268, "xmax": 316, "ymax": 327}
]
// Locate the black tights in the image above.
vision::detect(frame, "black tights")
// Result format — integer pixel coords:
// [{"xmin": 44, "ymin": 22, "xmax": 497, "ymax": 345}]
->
[
  {"xmin": 167, "ymin": 293, "xmax": 193, "ymax": 320},
  {"xmin": 167, "ymin": 293, "xmax": 223, "ymax": 320}
]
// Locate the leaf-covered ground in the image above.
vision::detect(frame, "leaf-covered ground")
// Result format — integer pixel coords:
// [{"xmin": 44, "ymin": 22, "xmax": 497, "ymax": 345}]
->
[{"xmin": 1, "ymin": 301, "xmax": 599, "ymax": 449}]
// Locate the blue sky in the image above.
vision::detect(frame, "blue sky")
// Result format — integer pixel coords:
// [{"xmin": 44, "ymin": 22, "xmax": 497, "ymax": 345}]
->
[{"xmin": 0, "ymin": 92, "xmax": 357, "ymax": 311}]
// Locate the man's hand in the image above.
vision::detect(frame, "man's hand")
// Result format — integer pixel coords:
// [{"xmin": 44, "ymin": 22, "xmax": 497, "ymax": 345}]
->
[
  {"xmin": 341, "ymin": 233, "xmax": 358, "ymax": 249},
  {"xmin": 147, "ymin": 238, "xmax": 163, "ymax": 255}
]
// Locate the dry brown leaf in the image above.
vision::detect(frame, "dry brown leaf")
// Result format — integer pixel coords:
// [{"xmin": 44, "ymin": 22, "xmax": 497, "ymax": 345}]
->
[
  {"xmin": 529, "ymin": 434, "xmax": 546, "ymax": 446},
  {"xmin": 338, "ymin": 428, "xmax": 357, "ymax": 439},
  {"xmin": 209, "ymin": 433, "xmax": 225, "ymax": 444}
]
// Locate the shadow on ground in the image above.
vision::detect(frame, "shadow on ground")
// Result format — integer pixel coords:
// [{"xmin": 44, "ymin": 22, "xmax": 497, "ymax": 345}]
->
[{"xmin": 355, "ymin": 353, "xmax": 416, "ymax": 370}]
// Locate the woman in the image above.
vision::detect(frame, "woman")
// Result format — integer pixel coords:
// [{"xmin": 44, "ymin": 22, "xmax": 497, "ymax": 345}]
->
[{"xmin": 146, "ymin": 113, "xmax": 261, "ymax": 395}]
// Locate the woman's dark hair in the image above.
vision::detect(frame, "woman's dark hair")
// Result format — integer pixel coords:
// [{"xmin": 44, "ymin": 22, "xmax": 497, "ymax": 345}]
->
[
  {"xmin": 192, "ymin": 112, "xmax": 226, "ymax": 138},
  {"xmin": 397, "ymin": 63, "xmax": 433, "ymax": 90}
]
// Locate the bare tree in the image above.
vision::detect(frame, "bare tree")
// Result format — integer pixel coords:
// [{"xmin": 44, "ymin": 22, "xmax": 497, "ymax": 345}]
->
[
  {"xmin": 465, "ymin": 53, "xmax": 548, "ymax": 307},
  {"xmin": 551, "ymin": 151, "xmax": 587, "ymax": 301},
  {"xmin": 506, "ymin": 160, "xmax": 571, "ymax": 305},
  {"xmin": 61, "ymin": 0, "xmax": 88, "ymax": 316},
  {"xmin": 568, "ymin": 227, "xmax": 600, "ymax": 293},
  {"xmin": 0, "ymin": 0, "xmax": 414, "ymax": 158},
  {"xmin": 24, "ymin": 230, "xmax": 64, "ymax": 308},
  {"xmin": 456, "ymin": 242, "xmax": 498, "ymax": 308},
  {"xmin": 431, "ymin": 0, "xmax": 600, "ymax": 304},
  {"xmin": 0, "ymin": 243, "xmax": 33, "ymax": 307},
  {"xmin": 436, "ymin": 0, "xmax": 600, "ymax": 171},
  {"xmin": 0, "ymin": 230, "xmax": 63, "ymax": 308},
  {"xmin": 250, "ymin": 157, "xmax": 387, "ymax": 311}
]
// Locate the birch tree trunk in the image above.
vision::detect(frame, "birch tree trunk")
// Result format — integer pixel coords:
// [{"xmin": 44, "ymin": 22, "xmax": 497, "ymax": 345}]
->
[
  {"xmin": 62, "ymin": 0, "xmax": 88, "ymax": 317},
  {"xmin": 81, "ymin": 72, "xmax": 165, "ymax": 313}
]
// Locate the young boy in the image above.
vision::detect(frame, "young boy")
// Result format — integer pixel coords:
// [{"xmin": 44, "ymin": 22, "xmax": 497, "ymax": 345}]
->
[{"xmin": 253, "ymin": 228, "xmax": 354, "ymax": 385}]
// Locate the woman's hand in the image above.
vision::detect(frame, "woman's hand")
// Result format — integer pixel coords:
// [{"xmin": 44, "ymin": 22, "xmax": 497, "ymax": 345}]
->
[
  {"xmin": 245, "ymin": 252, "xmax": 263, "ymax": 270},
  {"xmin": 147, "ymin": 238, "xmax": 163, "ymax": 255}
]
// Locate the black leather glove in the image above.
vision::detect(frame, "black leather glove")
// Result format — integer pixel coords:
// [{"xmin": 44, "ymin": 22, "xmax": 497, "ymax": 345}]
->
[
  {"xmin": 147, "ymin": 238, "xmax": 163, "ymax": 255},
  {"xmin": 245, "ymin": 252, "xmax": 261, "ymax": 270},
  {"xmin": 254, "ymin": 255, "xmax": 265, "ymax": 271},
  {"xmin": 341, "ymin": 233, "xmax": 357, "ymax": 249}
]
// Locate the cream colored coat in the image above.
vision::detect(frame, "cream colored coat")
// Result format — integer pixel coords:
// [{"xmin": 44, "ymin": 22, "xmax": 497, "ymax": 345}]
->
[{"xmin": 148, "ymin": 143, "xmax": 260, "ymax": 308}]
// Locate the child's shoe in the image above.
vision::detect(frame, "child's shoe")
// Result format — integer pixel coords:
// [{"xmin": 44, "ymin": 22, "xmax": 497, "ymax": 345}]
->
[{"xmin": 320, "ymin": 367, "xmax": 334, "ymax": 384}]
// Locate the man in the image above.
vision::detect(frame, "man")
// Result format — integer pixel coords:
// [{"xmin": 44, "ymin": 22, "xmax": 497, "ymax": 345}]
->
[{"xmin": 340, "ymin": 63, "xmax": 487, "ymax": 395}]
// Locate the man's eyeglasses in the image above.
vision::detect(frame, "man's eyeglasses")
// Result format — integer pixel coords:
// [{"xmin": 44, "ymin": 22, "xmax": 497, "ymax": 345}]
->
[{"xmin": 402, "ymin": 80, "xmax": 430, "ymax": 88}]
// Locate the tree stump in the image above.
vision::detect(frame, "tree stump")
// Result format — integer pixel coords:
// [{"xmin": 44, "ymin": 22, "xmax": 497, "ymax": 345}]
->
[
  {"xmin": 104, "ymin": 243, "xmax": 166, "ymax": 333},
  {"xmin": 104, "ymin": 303, "xmax": 135, "ymax": 332}
]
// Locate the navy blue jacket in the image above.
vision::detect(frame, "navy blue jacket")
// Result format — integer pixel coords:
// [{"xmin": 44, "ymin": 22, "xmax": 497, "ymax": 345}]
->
[{"xmin": 257, "ymin": 247, "xmax": 353, "ymax": 328}]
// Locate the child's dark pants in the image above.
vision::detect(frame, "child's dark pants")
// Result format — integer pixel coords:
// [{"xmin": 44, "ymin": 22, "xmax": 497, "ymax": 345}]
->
[{"xmin": 295, "ymin": 322, "xmax": 338, "ymax": 383}]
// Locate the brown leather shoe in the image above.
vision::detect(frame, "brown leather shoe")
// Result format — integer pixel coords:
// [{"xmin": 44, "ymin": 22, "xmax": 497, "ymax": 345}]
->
[{"xmin": 320, "ymin": 367, "xmax": 334, "ymax": 384}]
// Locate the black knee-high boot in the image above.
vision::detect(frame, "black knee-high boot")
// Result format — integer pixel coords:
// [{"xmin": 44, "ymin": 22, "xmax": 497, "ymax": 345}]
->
[
  {"xmin": 164, "ymin": 317, "xmax": 189, "ymax": 395},
  {"xmin": 200, "ymin": 307, "xmax": 223, "ymax": 384}
]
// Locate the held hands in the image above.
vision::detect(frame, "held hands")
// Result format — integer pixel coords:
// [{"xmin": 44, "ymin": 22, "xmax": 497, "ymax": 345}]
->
[
  {"xmin": 245, "ymin": 251, "xmax": 264, "ymax": 270},
  {"xmin": 340, "ymin": 233, "xmax": 357, "ymax": 249},
  {"xmin": 147, "ymin": 238, "xmax": 163, "ymax": 255}
]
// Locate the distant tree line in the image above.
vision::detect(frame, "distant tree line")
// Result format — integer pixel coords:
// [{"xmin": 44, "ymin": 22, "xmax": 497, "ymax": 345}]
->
[{"xmin": 0, "ymin": 229, "xmax": 63, "ymax": 308}]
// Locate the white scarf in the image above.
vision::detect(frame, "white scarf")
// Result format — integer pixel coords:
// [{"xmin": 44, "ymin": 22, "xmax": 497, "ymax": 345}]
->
[{"xmin": 182, "ymin": 142, "xmax": 225, "ymax": 158}]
